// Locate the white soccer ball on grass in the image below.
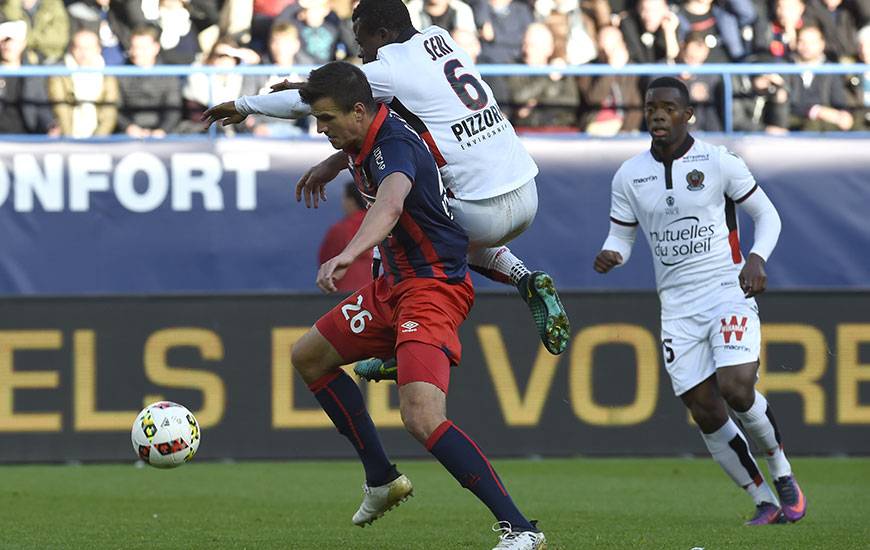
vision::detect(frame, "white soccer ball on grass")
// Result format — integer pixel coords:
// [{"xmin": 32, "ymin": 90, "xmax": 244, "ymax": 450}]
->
[{"xmin": 131, "ymin": 401, "xmax": 201, "ymax": 468}]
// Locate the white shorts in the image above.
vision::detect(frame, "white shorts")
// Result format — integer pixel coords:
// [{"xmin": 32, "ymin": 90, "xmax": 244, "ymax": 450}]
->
[
  {"xmin": 447, "ymin": 178, "xmax": 538, "ymax": 250},
  {"xmin": 661, "ymin": 300, "xmax": 761, "ymax": 396}
]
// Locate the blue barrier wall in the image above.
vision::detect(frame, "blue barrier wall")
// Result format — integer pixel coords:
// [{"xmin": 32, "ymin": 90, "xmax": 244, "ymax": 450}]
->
[{"xmin": 0, "ymin": 135, "xmax": 867, "ymax": 295}]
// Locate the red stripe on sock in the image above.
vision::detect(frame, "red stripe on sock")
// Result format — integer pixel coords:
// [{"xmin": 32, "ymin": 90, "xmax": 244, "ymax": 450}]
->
[
  {"xmin": 308, "ymin": 371, "xmax": 341, "ymax": 393},
  {"xmin": 325, "ymin": 386, "xmax": 365, "ymax": 450},
  {"xmin": 451, "ymin": 423, "xmax": 508, "ymax": 496},
  {"xmin": 425, "ymin": 420, "xmax": 454, "ymax": 451}
]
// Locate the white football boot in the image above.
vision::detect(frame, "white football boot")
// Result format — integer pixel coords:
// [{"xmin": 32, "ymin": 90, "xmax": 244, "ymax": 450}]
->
[
  {"xmin": 351, "ymin": 474, "xmax": 413, "ymax": 527},
  {"xmin": 491, "ymin": 521, "xmax": 547, "ymax": 550}
]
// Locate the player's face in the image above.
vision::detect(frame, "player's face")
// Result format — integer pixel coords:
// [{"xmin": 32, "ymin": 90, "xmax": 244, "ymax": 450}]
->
[
  {"xmin": 310, "ymin": 97, "xmax": 365, "ymax": 150},
  {"xmin": 353, "ymin": 19, "xmax": 388, "ymax": 64},
  {"xmin": 644, "ymin": 87, "xmax": 692, "ymax": 146}
]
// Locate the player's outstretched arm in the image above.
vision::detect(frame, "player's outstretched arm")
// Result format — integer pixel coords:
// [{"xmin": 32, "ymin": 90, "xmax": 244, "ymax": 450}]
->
[
  {"xmin": 296, "ymin": 152, "xmax": 349, "ymax": 209},
  {"xmin": 316, "ymin": 173, "xmax": 411, "ymax": 293},
  {"xmin": 202, "ymin": 101, "xmax": 247, "ymax": 127}
]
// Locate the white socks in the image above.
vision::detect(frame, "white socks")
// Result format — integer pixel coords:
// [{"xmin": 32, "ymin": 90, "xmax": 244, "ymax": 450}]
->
[
  {"xmin": 468, "ymin": 246, "xmax": 530, "ymax": 286},
  {"xmin": 700, "ymin": 418, "xmax": 778, "ymax": 505},
  {"xmin": 733, "ymin": 390, "xmax": 792, "ymax": 480}
]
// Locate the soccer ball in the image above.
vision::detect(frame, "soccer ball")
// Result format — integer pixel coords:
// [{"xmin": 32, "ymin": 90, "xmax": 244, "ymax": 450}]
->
[{"xmin": 132, "ymin": 401, "xmax": 201, "ymax": 468}]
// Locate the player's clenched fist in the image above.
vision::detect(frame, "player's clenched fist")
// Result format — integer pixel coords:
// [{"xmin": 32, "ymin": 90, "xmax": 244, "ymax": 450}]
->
[
  {"xmin": 739, "ymin": 253, "xmax": 768, "ymax": 297},
  {"xmin": 593, "ymin": 250, "xmax": 624, "ymax": 273},
  {"xmin": 202, "ymin": 101, "xmax": 247, "ymax": 127}
]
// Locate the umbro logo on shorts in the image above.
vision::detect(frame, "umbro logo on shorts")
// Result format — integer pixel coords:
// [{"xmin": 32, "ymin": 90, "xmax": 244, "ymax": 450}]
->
[{"xmin": 400, "ymin": 321, "xmax": 419, "ymax": 333}]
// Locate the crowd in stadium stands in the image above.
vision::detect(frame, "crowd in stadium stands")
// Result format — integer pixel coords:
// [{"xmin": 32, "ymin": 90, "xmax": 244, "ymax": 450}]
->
[{"xmin": 0, "ymin": 0, "xmax": 867, "ymax": 135}]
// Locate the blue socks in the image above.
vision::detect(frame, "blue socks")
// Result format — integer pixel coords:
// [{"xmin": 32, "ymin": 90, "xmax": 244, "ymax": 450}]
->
[
  {"xmin": 308, "ymin": 371, "xmax": 397, "ymax": 487},
  {"xmin": 426, "ymin": 420, "xmax": 534, "ymax": 531}
]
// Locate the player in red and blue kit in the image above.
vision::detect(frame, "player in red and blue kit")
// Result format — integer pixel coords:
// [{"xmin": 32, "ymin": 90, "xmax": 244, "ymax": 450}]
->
[{"xmin": 289, "ymin": 62, "xmax": 546, "ymax": 550}]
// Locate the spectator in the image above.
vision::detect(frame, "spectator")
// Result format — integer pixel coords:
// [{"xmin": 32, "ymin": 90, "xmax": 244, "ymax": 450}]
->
[
  {"xmin": 217, "ymin": 0, "xmax": 255, "ymax": 44},
  {"xmin": 67, "ymin": 0, "xmax": 147, "ymax": 65},
  {"xmin": 753, "ymin": 0, "xmax": 825, "ymax": 60},
  {"xmin": 244, "ymin": 21, "xmax": 311, "ymax": 137},
  {"xmin": 179, "ymin": 37, "xmax": 258, "ymax": 133},
  {"xmin": 117, "ymin": 25, "xmax": 182, "ymax": 138},
  {"xmin": 317, "ymin": 182, "xmax": 373, "ymax": 292},
  {"xmin": 545, "ymin": 0, "xmax": 597, "ymax": 65},
  {"xmin": 1, "ymin": 0, "xmax": 70, "ymax": 62},
  {"xmin": 813, "ymin": 0, "xmax": 861, "ymax": 60},
  {"xmin": 507, "ymin": 22, "xmax": 581, "ymax": 131},
  {"xmin": 620, "ymin": 0, "xmax": 680, "ymax": 63},
  {"xmin": 251, "ymin": 0, "xmax": 296, "ymax": 51},
  {"xmin": 677, "ymin": 0, "xmax": 757, "ymax": 61},
  {"xmin": 48, "ymin": 28, "xmax": 119, "ymax": 137},
  {"xmin": 407, "ymin": 0, "xmax": 477, "ymax": 34},
  {"xmin": 477, "ymin": 0, "xmax": 535, "ymax": 63},
  {"xmin": 276, "ymin": 0, "xmax": 354, "ymax": 64},
  {"xmin": 0, "ymin": 19, "xmax": 55, "ymax": 134},
  {"xmin": 787, "ymin": 25, "xmax": 853, "ymax": 130},
  {"xmin": 451, "ymin": 27, "xmax": 481, "ymax": 61},
  {"xmin": 731, "ymin": 55, "xmax": 790, "ymax": 133},
  {"xmin": 577, "ymin": 25, "xmax": 644, "ymax": 135},
  {"xmin": 679, "ymin": 31, "xmax": 723, "ymax": 131},
  {"xmin": 149, "ymin": 0, "xmax": 207, "ymax": 64},
  {"xmin": 846, "ymin": 25, "xmax": 869, "ymax": 129}
]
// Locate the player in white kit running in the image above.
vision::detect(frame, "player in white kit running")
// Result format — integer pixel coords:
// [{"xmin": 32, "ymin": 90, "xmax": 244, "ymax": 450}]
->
[
  {"xmin": 594, "ymin": 77, "xmax": 806, "ymax": 526},
  {"xmin": 202, "ymin": 0, "xmax": 569, "ymax": 370}
]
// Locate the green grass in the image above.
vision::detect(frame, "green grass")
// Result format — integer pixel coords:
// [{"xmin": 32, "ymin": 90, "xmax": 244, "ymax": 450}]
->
[{"xmin": 0, "ymin": 458, "xmax": 867, "ymax": 549}]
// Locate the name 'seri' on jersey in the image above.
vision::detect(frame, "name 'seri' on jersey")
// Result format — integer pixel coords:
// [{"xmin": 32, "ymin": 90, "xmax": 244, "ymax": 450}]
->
[
  {"xmin": 610, "ymin": 137, "xmax": 761, "ymax": 319},
  {"xmin": 349, "ymin": 104, "xmax": 469, "ymax": 286},
  {"xmin": 361, "ymin": 26, "xmax": 537, "ymax": 200}
]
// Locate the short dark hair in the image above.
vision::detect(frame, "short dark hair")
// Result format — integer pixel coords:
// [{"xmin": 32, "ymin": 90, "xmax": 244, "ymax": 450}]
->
[
  {"xmin": 646, "ymin": 76, "xmax": 690, "ymax": 106},
  {"xmin": 299, "ymin": 61, "xmax": 376, "ymax": 112},
  {"xmin": 352, "ymin": 0, "xmax": 413, "ymax": 35},
  {"xmin": 130, "ymin": 24, "xmax": 161, "ymax": 42},
  {"xmin": 683, "ymin": 31, "xmax": 708, "ymax": 46}
]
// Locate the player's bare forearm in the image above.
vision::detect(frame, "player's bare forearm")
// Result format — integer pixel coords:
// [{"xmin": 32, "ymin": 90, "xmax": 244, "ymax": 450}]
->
[
  {"xmin": 739, "ymin": 253, "xmax": 767, "ymax": 297},
  {"xmin": 340, "ymin": 174, "xmax": 411, "ymax": 261},
  {"xmin": 296, "ymin": 152, "xmax": 349, "ymax": 207}
]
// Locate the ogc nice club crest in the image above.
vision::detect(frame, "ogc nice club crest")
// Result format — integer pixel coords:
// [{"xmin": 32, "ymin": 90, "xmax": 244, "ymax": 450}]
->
[{"xmin": 686, "ymin": 169, "xmax": 705, "ymax": 191}]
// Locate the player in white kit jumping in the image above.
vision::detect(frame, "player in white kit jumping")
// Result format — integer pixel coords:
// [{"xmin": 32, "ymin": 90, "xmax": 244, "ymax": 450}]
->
[
  {"xmin": 594, "ymin": 77, "xmax": 806, "ymax": 526},
  {"xmin": 203, "ymin": 0, "xmax": 569, "ymax": 372}
]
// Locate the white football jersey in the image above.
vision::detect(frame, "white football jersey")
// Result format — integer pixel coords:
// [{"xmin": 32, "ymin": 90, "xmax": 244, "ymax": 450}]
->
[
  {"xmin": 361, "ymin": 26, "xmax": 538, "ymax": 200},
  {"xmin": 609, "ymin": 138, "xmax": 760, "ymax": 319}
]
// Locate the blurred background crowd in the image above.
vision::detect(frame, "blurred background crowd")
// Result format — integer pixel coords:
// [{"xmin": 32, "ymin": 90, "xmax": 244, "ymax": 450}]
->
[{"xmin": 0, "ymin": 0, "xmax": 867, "ymax": 137}]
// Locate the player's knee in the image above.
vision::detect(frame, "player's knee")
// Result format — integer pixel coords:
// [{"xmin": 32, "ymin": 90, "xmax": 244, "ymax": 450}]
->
[
  {"xmin": 290, "ymin": 339, "xmax": 320, "ymax": 376},
  {"xmin": 400, "ymin": 399, "xmax": 444, "ymax": 444},
  {"xmin": 721, "ymin": 384, "xmax": 755, "ymax": 412},
  {"xmin": 718, "ymin": 375, "xmax": 756, "ymax": 411},
  {"xmin": 690, "ymin": 403, "xmax": 728, "ymax": 433}
]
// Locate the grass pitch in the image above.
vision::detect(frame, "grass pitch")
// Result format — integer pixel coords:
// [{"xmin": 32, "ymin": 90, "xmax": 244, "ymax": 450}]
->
[{"xmin": 0, "ymin": 457, "xmax": 866, "ymax": 549}]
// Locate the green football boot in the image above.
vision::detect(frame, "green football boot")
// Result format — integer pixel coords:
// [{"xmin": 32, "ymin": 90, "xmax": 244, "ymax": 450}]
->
[
  {"xmin": 518, "ymin": 271, "xmax": 570, "ymax": 355},
  {"xmin": 354, "ymin": 357, "xmax": 398, "ymax": 382}
]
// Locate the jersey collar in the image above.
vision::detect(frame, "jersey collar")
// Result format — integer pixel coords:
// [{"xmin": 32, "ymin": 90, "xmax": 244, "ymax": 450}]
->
[
  {"xmin": 351, "ymin": 103, "xmax": 389, "ymax": 167},
  {"xmin": 650, "ymin": 134, "xmax": 695, "ymax": 163}
]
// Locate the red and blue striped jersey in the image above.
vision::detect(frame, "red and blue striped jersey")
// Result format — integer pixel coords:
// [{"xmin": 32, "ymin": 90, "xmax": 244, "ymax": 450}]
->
[{"xmin": 348, "ymin": 104, "xmax": 468, "ymax": 285}]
